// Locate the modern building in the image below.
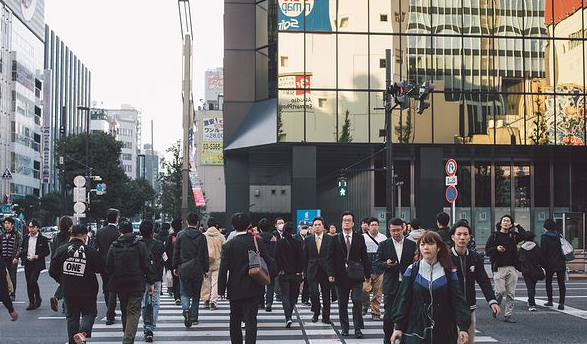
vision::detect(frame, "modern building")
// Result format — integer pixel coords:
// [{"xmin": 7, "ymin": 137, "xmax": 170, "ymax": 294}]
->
[
  {"xmin": 138, "ymin": 143, "xmax": 159, "ymax": 190},
  {"xmin": 43, "ymin": 25, "xmax": 92, "ymax": 194},
  {"xmin": 89, "ymin": 104, "xmax": 141, "ymax": 180},
  {"xmin": 0, "ymin": 0, "xmax": 46, "ymax": 203},
  {"xmin": 224, "ymin": 0, "xmax": 587, "ymax": 248},
  {"xmin": 193, "ymin": 68, "xmax": 225, "ymax": 215}
]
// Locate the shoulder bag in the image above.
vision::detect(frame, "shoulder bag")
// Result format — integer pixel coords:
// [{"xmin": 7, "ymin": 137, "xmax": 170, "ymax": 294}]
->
[
  {"xmin": 339, "ymin": 235, "xmax": 365, "ymax": 282},
  {"xmin": 249, "ymin": 235, "xmax": 271, "ymax": 285},
  {"xmin": 559, "ymin": 235, "xmax": 575, "ymax": 261}
]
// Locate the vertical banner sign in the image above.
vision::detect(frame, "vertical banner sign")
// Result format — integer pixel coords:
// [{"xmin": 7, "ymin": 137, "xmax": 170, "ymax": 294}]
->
[
  {"xmin": 201, "ymin": 115, "xmax": 223, "ymax": 165},
  {"xmin": 278, "ymin": 0, "xmax": 333, "ymax": 32},
  {"xmin": 42, "ymin": 70, "xmax": 52, "ymax": 184},
  {"xmin": 188, "ymin": 128, "xmax": 206, "ymax": 207}
]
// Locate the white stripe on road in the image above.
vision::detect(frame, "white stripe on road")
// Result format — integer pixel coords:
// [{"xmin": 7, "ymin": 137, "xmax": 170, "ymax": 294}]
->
[{"xmin": 514, "ymin": 297, "xmax": 587, "ymax": 320}]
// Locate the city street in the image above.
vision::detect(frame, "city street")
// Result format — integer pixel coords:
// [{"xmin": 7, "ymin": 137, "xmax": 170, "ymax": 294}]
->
[{"xmin": 0, "ymin": 262, "xmax": 585, "ymax": 343}]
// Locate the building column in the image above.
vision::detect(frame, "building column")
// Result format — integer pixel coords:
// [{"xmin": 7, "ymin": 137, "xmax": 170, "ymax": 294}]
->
[
  {"xmin": 225, "ymin": 152, "xmax": 250, "ymax": 225},
  {"xmin": 417, "ymin": 147, "xmax": 444, "ymax": 228},
  {"xmin": 291, "ymin": 146, "xmax": 317, "ymax": 218}
]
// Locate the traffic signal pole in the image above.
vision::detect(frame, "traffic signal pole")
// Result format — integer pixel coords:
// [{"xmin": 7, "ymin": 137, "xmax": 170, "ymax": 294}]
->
[{"xmin": 385, "ymin": 49, "xmax": 395, "ymax": 224}]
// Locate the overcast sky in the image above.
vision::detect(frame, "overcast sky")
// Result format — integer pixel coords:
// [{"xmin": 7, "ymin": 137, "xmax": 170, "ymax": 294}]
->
[{"xmin": 45, "ymin": 0, "xmax": 224, "ymax": 154}]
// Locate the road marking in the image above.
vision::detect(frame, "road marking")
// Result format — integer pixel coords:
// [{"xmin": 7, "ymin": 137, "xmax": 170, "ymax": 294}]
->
[{"xmin": 515, "ymin": 297, "xmax": 587, "ymax": 320}]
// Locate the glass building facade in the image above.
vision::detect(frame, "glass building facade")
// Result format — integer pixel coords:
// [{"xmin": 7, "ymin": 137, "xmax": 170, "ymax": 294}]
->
[{"xmin": 226, "ymin": 0, "xmax": 587, "ymax": 248}]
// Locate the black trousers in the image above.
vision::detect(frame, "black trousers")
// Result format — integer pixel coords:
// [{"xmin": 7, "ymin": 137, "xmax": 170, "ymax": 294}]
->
[
  {"xmin": 279, "ymin": 279, "xmax": 300, "ymax": 321},
  {"xmin": 336, "ymin": 280, "xmax": 364, "ymax": 332},
  {"xmin": 309, "ymin": 275, "xmax": 331, "ymax": 320},
  {"xmin": 100, "ymin": 273, "xmax": 117, "ymax": 320},
  {"xmin": 301, "ymin": 277, "xmax": 310, "ymax": 303},
  {"xmin": 383, "ymin": 282, "xmax": 400, "ymax": 344},
  {"xmin": 229, "ymin": 296, "xmax": 259, "ymax": 344},
  {"xmin": 24, "ymin": 262, "xmax": 41, "ymax": 304},
  {"xmin": 64, "ymin": 296, "xmax": 97, "ymax": 344},
  {"xmin": 3, "ymin": 258, "xmax": 17, "ymax": 296},
  {"xmin": 546, "ymin": 270, "xmax": 566, "ymax": 304},
  {"xmin": 523, "ymin": 275, "xmax": 538, "ymax": 306}
]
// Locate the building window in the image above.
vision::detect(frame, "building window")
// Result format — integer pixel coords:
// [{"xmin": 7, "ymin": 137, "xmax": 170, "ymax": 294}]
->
[
  {"xmin": 380, "ymin": 59, "xmax": 386, "ymax": 68},
  {"xmin": 395, "ymin": 49, "xmax": 403, "ymax": 64},
  {"xmin": 380, "ymin": 14, "xmax": 388, "ymax": 22},
  {"xmin": 122, "ymin": 141, "xmax": 133, "ymax": 149},
  {"xmin": 280, "ymin": 56, "xmax": 289, "ymax": 67},
  {"xmin": 319, "ymin": 98, "xmax": 328, "ymax": 107},
  {"xmin": 394, "ymin": 11, "xmax": 405, "ymax": 23},
  {"xmin": 123, "ymin": 164, "xmax": 132, "ymax": 172},
  {"xmin": 119, "ymin": 128, "xmax": 133, "ymax": 137},
  {"xmin": 122, "ymin": 153, "xmax": 132, "ymax": 161},
  {"xmin": 339, "ymin": 17, "xmax": 349, "ymax": 28}
]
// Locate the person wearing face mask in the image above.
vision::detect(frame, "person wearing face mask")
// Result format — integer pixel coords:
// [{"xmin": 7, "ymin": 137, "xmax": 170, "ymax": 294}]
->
[
  {"xmin": 485, "ymin": 214, "xmax": 526, "ymax": 323},
  {"xmin": 294, "ymin": 220, "xmax": 311, "ymax": 305},
  {"xmin": 272, "ymin": 217, "xmax": 286, "ymax": 302},
  {"xmin": 390, "ymin": 231, "xmax": 470, "ymax": 344}
]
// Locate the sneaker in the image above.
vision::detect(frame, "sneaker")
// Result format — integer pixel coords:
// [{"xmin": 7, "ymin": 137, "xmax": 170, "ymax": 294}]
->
[
  {"xmin": 361, "ymin": 309, "xmax": 368, "ymax": 316},
  {"xmin": 183, "ymin": 310, "xmax": 192, "ymax": 328},
  {"xmin": 73, "ymin": 332, "xmax": 87, "ymax": 344},
  {"xmin": 105, "ymin": 318, "xmax": 115, "ymax": 325},
  {"xmin": 528, "ymin": 306, "xmax": 537, "ymax": 312},
  {"xmin": 144, "ymin": 330, "xmax": 154, "ymax": 343},
  {"xmin": 9, "ymin": 294, "xmax": 15, "ymax": 301},
  {"xmin": 25, "ymin": 303, "xmax": 35, "ymax": 311},
  {"xmin": 285, "ymin": 319, "xmax": 293, "ymax": 328},
  {"xmin": 210, "ymin": 302, "xmax": 217, "ymax": 310},
  {"xmin": 50, "ymin": 297, "xmax": 58, "ymax": 312},
  {"xmin": 175, "ymin": 299, "xmax": 181, "ymax": 306},
  {"xmin": 544, "ymin": 301, "xmax": 553, "ymax": 307},
  {"xmin": 504, "ymin": 316, "xmax": 516, "ymax": 323},
  {"xmin": 265, "ymin": 305, "xmax": 272, "ymax": 312},
  {"xmin": 204, "ymin": 300, "xmax": 210, "ymax": 309},
  {"xmin": 372, "ymin": 314, "xmax": 381, "ymax": 321},
  {"xmin": 558, "ymin": 304, "xmax": 565, "ymax": 310}
]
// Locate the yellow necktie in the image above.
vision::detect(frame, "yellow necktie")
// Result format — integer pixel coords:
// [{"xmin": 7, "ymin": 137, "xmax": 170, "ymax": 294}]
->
[{"xmin": 316, "ymin": 236, "xmax": 321, "ymax": 253}]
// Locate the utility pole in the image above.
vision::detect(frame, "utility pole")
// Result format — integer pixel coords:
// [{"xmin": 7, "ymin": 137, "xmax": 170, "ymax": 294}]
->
[
  {"xmin": 385, "ymin": 49, "xmax": 395, "ymax": 224},
  {"xmin": 178, "ymin": 0, "xmax": 193, "ymax": 223}
]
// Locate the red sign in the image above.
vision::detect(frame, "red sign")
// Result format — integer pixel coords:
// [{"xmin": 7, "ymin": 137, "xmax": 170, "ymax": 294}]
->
[
  {"xmin": 295, "ymin": 75, "xmax": 311, "ymax": 95},
  {"xmin": 445, "ymin": 159, "xmax": 457, "ymax": 176},
  {"xmin": 446, "ymin": 186, "xmax": 458, "ymax": 203}
]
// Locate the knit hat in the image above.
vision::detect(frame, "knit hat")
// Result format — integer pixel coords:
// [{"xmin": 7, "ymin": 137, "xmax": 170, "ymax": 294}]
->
[{"xmin": 543, "ymin": 219, "xmax": 556, "ymax": 231}]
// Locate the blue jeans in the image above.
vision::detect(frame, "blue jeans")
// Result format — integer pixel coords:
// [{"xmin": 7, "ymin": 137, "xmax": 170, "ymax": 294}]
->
[
  {"xmin": 180, "ymin": 278, "xmax": 203, "ymax": 321},
  {"xmin": 142, "ymin": 282, "xmax": 161, "ymax": 333}
]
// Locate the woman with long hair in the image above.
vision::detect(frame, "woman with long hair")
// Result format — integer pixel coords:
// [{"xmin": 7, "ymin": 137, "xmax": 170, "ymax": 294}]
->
[
  {"xmin": 390, "ymin": 231, "xmax": 470, "ymax": 344},
  {"xmin": 274, "ymin": 222, "xmax": 304, "ymax": 328}
]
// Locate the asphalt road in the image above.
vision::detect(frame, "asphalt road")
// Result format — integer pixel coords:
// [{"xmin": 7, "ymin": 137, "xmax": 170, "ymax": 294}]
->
[{"xmin": 0, "ymin": 262, "xmax": 585, "ymax": 344}]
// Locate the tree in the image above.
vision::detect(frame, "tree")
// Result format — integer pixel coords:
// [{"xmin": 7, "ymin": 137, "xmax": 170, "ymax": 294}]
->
[
  {"xmin": 158, "ymin": 141, "xmax": 203, "ymax": 221},
  {"xmin": 55, "ymin": 132, "xmax": 129, "ymax": 221},
  {"xmin": 530, "ymin": 93, "xmax": 549, "ymax": 145},
  {"xmin": 39, "ymin": 192, "xmax": 62, "ymax": 225},
  {"xmin": 395, "ymin": 107, "xmax": 414, "ymax": 143},
  {"xmin": 338, "ymin": 110, "xmax": 353, "ymax": 143},
  {"xmin": 117, "ymin": 178, "xmax": 156, "ymax": 219}
]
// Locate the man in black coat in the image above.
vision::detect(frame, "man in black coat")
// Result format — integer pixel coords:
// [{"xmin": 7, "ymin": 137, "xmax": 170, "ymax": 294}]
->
[
  {"xmin": 540, "ymin": 218, "xmax": 567, "ymax": 309},
  {"xmin": 95, "ymin": 208, "xmax": 121, "ymax": 324},
  {"xmin": 304, "ymin": 216, "xmax": 333, "ymax": 324},
  {"xmin": 20, "ymin": 219, "xmax": 50, "ymax": 310},
  {"xmin": 375, "ymin": 218, "xmax": 417, "ymax": 344},
  {"xmin": 140, "ymin": 220, "xmax": 166, "ymax": 342},
  {"xmin": 218, "ymin": 212, "xmax": 275, "ymax": 344},
  {"xmin": 328, "ymin": 211, "xmax": 372, "ymax": 339},
  {"xmin": 106, "ymin": 222, "xmax": 155, "ymax": 344},
  {"xmin": 49, "ymin": 224, "xmax": 104, "ymax": 344},
  {"xmin": 172, "ymin": 212, "xmax": 209, "ymax": 327}
]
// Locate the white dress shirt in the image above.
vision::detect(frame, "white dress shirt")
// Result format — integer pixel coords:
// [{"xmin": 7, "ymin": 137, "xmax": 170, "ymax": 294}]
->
[
  {"xmin": 27, "ymin": 233, "xmax": 38, "ymax": 260},
  {"xmin": 393, "ymin": 238, "xmax": 404, "ymax": 281}
]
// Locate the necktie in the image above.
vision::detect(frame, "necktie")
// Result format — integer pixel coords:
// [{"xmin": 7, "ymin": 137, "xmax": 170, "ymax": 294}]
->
[
  {"xmin": 345, "ymin": 234, "xmax": 351, "ymax": 259},
  {"xmin": 316, "ymin": 236, "xmax": 321, "ymax": 253}
]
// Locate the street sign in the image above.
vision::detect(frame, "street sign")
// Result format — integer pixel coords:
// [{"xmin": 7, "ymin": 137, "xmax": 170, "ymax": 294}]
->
[
  {"xmin": 446, "ymin": 186, "xmax": 458, "ymax": 203},
  {"xmin": 73, "ymin": 213, "xmax": 86, "ymax": 218},
  {"xmin": 445, "ymin": 159, "xmax": 457, "ymax": 176},
  {"xmin": 1, "ymin": 168, "xmax": 12, "ymax": 180},
  {"xmin": 1, "ymin": 204, "xmax": 11, "ymax": 215},
  {"xmin": 445, "ymin": 175, "xmax": 458, "ymax": 186},
  {"xmin": 73, "ymin": 187, "xmax": 86, "ymax": 203},
  {"xmin": 73, "ymin": 202, "xmax": 86, "ymax": 214},
  {"xmin": 337, "ymin": 177, "xmax": 348, "ymax": 197},
  {"xmin": 73, "ymin": 175, "xmax": 86, "ymax": 187},
  {"xmin": 96, "ymin": 183, "xmax": 107, "ymax": 196}
]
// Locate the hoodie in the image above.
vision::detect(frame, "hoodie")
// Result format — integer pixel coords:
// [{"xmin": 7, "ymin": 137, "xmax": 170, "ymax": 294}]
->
[
  {"xmin": 204, "ymin": 226, "xmax": 225, "ymax": 271},
  {"xmin": 172, "ymin": 227, "xmax": 209, "ymax": 274},
  {"xmin": 540, "ymin": 231, "xmax": 566, "ymax": 272},
  {"xmin": 406, "ymin": 229, "xmax": 426, "ymax": 243},
  {"xmin": 518, "ymin": 241, "xmax": 545, "ymax": 278}
]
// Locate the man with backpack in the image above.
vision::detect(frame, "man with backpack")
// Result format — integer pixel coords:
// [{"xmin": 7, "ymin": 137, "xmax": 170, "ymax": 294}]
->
[
  {"xmin": 139, "ymin": 220, "xmax": 166, "ymax": 342},
  {"xmin": 105, "ymin": 222, "xmax": 155, "ymax": 344},
  {"xmin": 172, "ymin": 212, "xmax": 209, "ymax": 328},
  {"xmin": 49, "ymin": 224, "xmax": 104, "ymax": 344}
]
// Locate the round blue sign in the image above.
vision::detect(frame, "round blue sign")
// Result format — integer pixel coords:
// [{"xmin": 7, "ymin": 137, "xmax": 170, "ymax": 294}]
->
[{"xmin": 446, "ymin": 186, "xmax": 458, "ymax": 203}]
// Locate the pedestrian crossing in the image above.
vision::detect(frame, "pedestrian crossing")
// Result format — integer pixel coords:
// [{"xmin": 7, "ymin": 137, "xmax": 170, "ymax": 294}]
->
[{"xmin": 85, "ymin": 288, "xmax": 499, "ymax": 343}]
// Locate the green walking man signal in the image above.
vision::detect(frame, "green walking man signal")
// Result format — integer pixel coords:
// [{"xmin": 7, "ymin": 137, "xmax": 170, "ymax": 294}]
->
[{"xmin": 337, "ymin": 177, "xmax": 348, "ymax": 197}]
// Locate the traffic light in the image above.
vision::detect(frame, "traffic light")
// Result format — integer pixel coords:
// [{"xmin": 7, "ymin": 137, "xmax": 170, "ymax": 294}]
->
[
  {"xmin": 337, "ymin": 177, "xmax": 348, "ymax": 197},
  {"xmin": 392, "ymin": 81, "xmax": 411, "ymax": 110},
  {"xmin": 416, "ymin": 81, "xmax": 435, "ymax": 114}
]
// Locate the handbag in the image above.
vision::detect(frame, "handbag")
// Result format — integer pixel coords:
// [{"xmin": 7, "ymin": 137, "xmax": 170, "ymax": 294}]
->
[
  {"xmin": 248, "ymin": 235, "xmax": 271, "ymax": 285},
  {"xmin": 560, "ymin": 236, "xmax": 575, "ymax": 261},
  {"xmin": 347, "ymin": 259, "xmax": 365, "ymax": 282},
  {"xmin": 178, "ymin": 235, "xmax": 204, "ymax": 281}
]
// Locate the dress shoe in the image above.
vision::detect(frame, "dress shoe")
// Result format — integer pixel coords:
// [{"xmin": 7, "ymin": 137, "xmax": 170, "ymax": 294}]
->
[
  {"xmin": 34, "ymin": 299, "xmax": 42, "ymax": 309},
  {"xmin": 183, "ymin": 310, "xmax": 192, "ymax": 328},
  {"xmin": 355, "ymin": 330, "xmax": 364, "ymax": 339},
  {"xmin": 341, "ymin": 330, "xmax": 349, "ymax": 336},
  {"xmin": 312, "ymin": 313, "xmax": 319, "ymax": 322},
  {"xmin": 558, "ymin": 304, "xmax": 565, "ymax": 310},
  {"xmin": 50, "ymin": 297, "xmax": 58, "ymax": 312},
  {"xmin": 362, "ymin": 308, "xmax": 368, "ymax": 316},
  {"xmin": 25, "ymin": 303, "xmax": 35, "ymax": 310},
  {"xmin": 504, "ymin": 316, "xmax": 516, "ymax": 323},
  {"xmin": 544, "ymin": 301, "xmax": 553, "ymax": 307},
  {"xmin": 204, "ymin": 300, "xmax": 210, "ymax": 309},
  {"xmin": 372, "ymin": 314, "xmax": 381, "ymax": 321},
  {"xmin": 265, "ymin": 305, "xmax": 272, "ymax": 312},
  {"xmin": 322, "ymin": 319, "xmax": 331, "ymax": 324},
  {"xmin": 105, "ymin": 319, "xmax": 115, "ymax": 325}
]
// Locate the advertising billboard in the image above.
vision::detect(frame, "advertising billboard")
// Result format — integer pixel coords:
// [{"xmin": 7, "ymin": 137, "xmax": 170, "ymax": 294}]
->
[
  {"xmin": 201, "ymin": 115, "xmax": 223, "ymax": 165},
  {"xmin": 278, "ymin": 0, "xmax": 333, "ymax": 32}
]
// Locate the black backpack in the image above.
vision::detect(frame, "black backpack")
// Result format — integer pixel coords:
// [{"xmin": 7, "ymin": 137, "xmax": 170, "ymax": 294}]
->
[{"xmin": 112, "ymin": 240, "xmax": 142, "ymax": 287}]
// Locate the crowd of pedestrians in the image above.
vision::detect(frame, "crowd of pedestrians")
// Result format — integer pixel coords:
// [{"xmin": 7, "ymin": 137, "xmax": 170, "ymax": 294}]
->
[{"xmin": 0, "ymin": 208, "xmax": 573, "ymax": 344}]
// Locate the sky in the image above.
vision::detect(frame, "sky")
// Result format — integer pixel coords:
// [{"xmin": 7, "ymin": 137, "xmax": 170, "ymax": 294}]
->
[{"xmin": 45, "ymin": 0, "xmax": 224, "ymax": 155}]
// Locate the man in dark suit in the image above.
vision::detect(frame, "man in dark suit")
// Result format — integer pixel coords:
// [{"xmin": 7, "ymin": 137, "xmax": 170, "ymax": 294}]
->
[
  {"xmin": 328, "ymin": 211, "xmax": 372, "ymax": 338},
  {"xmin": 375, "ymin": 217, "xmax": 417, "ymax": 344},
  {"xmin": 304, "ymin": 216, "xmax": 333, "ymax": 324},
  {"xmin": 95, "ymin": 208, "xmax": 121, "ymax": 325},
  {"xmin": 20, "ymin": 219, "xmax": 50, "ymax": 310},
  {"xmin": 218, "ymin": 213, "xmax": 275, "ymax": 344}
]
